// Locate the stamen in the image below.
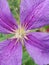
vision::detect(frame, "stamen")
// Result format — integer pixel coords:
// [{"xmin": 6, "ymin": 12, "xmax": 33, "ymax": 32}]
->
[
  {"xmin": 14, "ymin": 26, "xmax": 26, "ymax": 39},
  {"xmin": 10, "ymin": 25, "xmax": 30, "ymax": 45}
]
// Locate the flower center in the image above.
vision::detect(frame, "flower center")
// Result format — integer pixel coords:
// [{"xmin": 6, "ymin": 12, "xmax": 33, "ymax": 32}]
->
[{"xmin": 14, "ymin": 25, "xmax": 27, "ymax": 39}]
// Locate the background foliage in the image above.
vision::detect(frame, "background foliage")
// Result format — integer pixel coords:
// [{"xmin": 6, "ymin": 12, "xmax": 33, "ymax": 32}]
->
[{"xmin": 0, "ymin": 0, "xmax": 49, "ymax": 65}]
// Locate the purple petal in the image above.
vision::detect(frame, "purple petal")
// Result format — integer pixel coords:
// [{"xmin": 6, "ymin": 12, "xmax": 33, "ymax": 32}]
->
[
  {"xmin": 0, "ymin": 39, "xmax": 22, "ymax": 65},
  {"xmin": 24, "ymin": 32, "xmax": 49, "ymax": 64},
  {"xmin": 20, "ymin": 0, "xmax": 43, "ymax": 22},
  {"xmin": 20, "ymin": 0, "xmax": 49, "ymax": 30},
  {"xmin": 0, "ymin": 0, "xmax": 18, "ymax": 34}
]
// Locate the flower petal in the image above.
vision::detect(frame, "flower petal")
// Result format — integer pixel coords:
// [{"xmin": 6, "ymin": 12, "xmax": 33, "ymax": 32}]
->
[
  {"xmin": 0, "ymin": 0, "xmax": 18, "ymax": 34},
  {"xmin": 20, "ymin": 0, "xmax": 43, "ymax": 22},
  {"xmin": 24, "ymin": 32, "xmax": 49, "ymax": 64},
  {"xmin": 20, "ymin": 0, "xmax": 49, "ymax": 30},
  {"xmin": 0, "ymin": 39, "xmax": 22, "ymax": 65}
]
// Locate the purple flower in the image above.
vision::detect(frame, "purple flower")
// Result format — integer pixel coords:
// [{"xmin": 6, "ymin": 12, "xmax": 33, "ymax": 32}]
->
[{"xmin": 0, "ymin": 0, "xmax": 49, "ymax": 65}]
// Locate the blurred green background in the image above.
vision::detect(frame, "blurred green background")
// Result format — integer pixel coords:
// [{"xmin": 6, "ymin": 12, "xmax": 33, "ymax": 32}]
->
[{"xmin": 0, "ymin": 0, "xmax": 49, "ymax": 65}]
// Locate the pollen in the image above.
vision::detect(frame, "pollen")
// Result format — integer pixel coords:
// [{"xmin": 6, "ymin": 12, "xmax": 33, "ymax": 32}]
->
[{"xmin": 14, "ymin": 26, "xmax": 26, "ymax": 39}]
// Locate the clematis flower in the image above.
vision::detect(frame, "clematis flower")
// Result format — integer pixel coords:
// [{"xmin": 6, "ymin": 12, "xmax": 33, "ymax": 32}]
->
[{"xmin": 0, "ymin": 0, "xmax": 49, "ymax": 65}]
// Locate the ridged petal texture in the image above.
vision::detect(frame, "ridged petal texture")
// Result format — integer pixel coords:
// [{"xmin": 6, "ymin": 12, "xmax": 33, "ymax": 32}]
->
[
  {"xmin": 24, "ymin": 32, "xmax": 49, "ymax": 64},
  {"xmin": 0, "ymin": 0, "xmax": 18, "ymax": 34},
  {"xmin": 20, "ymin": 0, "xmax": 49, "ymax": 30},
  {"xmin": 0, "ymin": 39, "xmax": 22, "ymax": 65}
]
